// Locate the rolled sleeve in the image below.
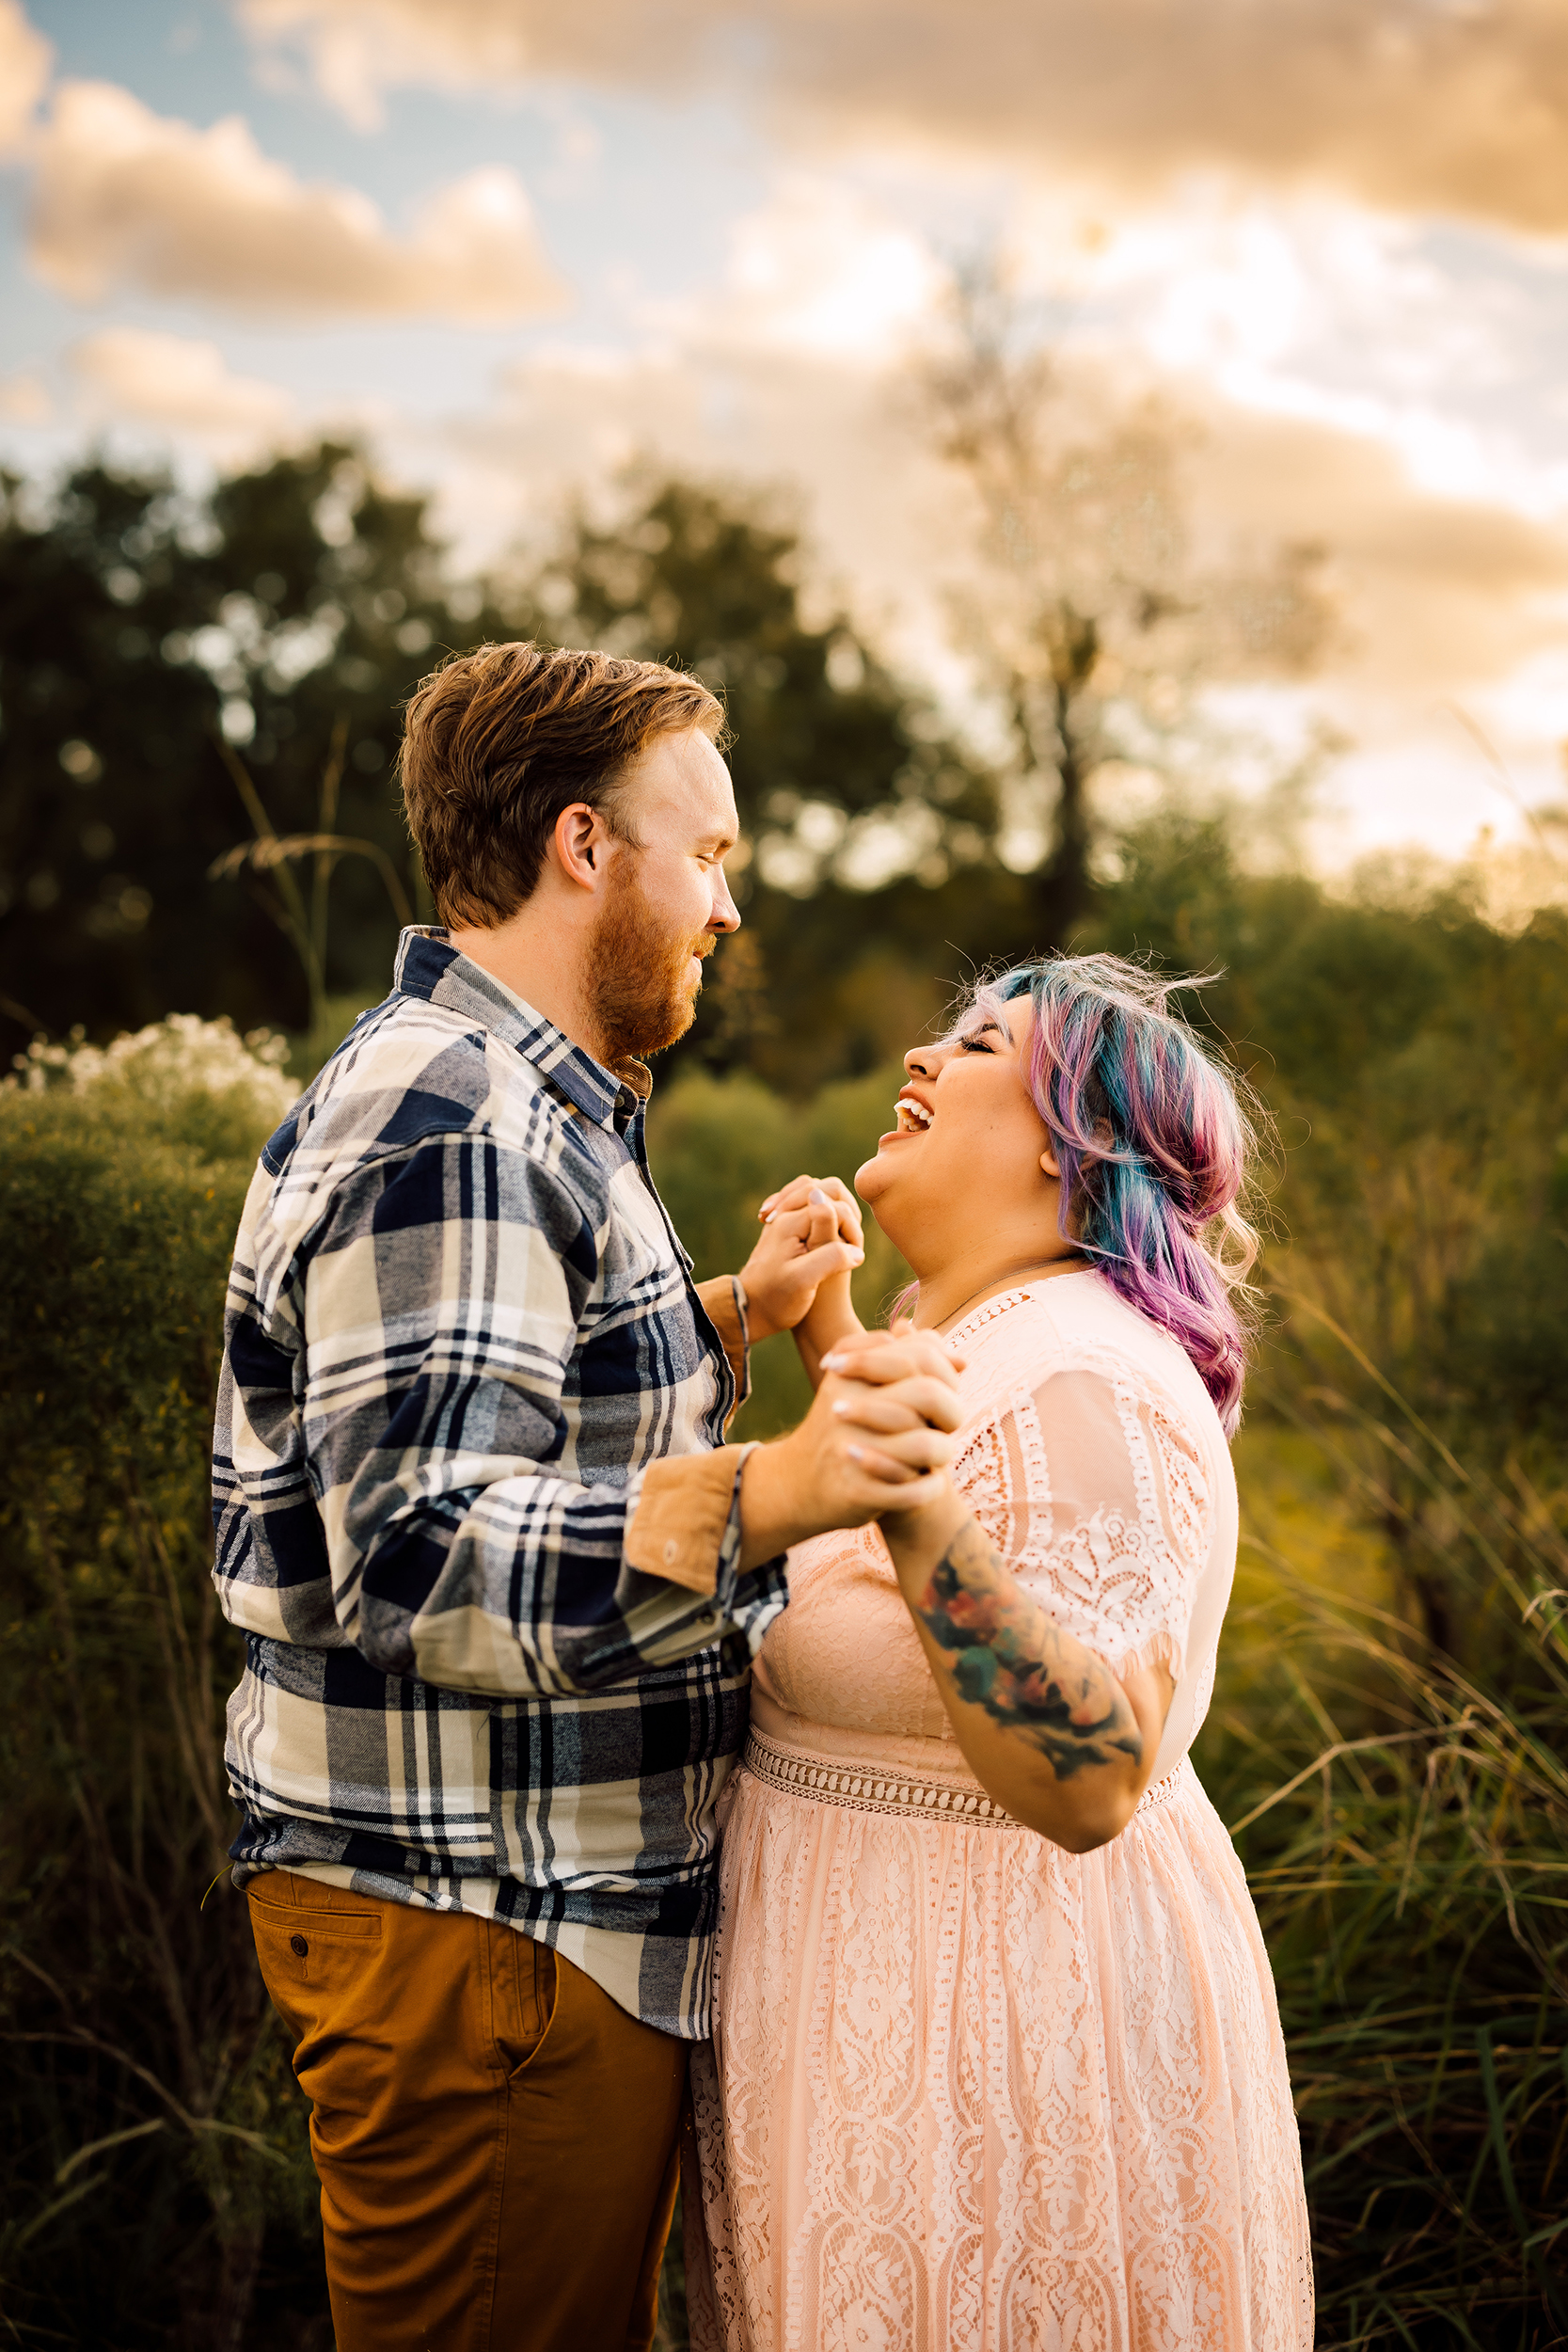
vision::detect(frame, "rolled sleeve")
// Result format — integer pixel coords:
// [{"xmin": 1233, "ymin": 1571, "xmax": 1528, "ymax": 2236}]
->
[{"xmin": 625, "ymin": 1442, "xmax": 747, "ymax": 1594}]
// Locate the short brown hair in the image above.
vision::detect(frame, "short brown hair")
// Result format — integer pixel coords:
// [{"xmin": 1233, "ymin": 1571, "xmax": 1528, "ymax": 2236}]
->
[{"xmin": 398, "ymin": 641, "xmax": 727, "ymax": 928}]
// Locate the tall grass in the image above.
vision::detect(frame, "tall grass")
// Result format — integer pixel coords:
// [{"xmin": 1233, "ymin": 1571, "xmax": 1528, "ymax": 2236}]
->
[{"xmin": 1205, "ymin": 1342, "xmax": 1568, "ymax": 2349}]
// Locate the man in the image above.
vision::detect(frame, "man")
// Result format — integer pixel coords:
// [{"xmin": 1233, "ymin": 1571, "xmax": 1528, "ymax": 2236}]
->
[{"xmin": 212, "ymin": 642, "xmax": 960, "ymax": 2351}]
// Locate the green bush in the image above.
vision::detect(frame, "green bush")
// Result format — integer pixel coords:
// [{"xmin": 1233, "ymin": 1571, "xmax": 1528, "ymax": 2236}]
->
[{"xmin": 0, "ymin": 1077, "xmax": 325, "ymax": 2349}]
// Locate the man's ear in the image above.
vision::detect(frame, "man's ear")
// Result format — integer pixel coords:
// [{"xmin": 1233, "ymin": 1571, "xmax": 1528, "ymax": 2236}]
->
[{"xmin": 552, "ymin": 802, "xmax": 610, "ymax": 893}]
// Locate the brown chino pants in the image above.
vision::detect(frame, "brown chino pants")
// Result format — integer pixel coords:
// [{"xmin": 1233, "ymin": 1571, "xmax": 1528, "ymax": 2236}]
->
[{"xmin": 249, "ymin": 1871, "xmax": 688, "ymax": 2352}]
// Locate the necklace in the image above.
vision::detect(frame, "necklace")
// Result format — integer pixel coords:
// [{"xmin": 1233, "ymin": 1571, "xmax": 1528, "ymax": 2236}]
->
[{"xmin": 926, "ymin": 1254, "xmax": 1090, "ymax": 1336}]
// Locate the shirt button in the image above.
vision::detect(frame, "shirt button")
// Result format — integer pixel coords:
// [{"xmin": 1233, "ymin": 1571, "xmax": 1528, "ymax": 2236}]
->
[{"xmin": 290, "ymin": 1934, "xmax": 309, "ymax": 1958}]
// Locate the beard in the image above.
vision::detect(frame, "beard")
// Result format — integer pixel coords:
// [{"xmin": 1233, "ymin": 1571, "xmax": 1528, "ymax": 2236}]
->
[{"xmin": 585, "ymin": 858, "xmax": 716, "ymax": 1071}]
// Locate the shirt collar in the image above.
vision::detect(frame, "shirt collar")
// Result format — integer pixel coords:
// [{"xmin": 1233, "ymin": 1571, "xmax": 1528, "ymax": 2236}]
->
[{"xmin": 392, "ymin": 926, "xmax": 642, "ymax": 1130}]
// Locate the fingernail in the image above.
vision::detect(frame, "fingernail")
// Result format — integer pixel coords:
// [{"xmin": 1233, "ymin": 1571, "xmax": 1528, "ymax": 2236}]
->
[
  {"xmin": 762, "ymin": 1211, "xmax": 775, "ymax": 1223},
  {"xmin": 832, "ymin": 1399, "xmax": 850, "ymax": 1416},
  {"xmin": 846, "ymin": 1442, "xmax": 865, "ymax": 1462},
  {"xmin": 849, "ymin": 1250, "xmax": 864, "ymax": 1264},
  {"xmin": 822, "ymin": 1352, "xmax": 847, "ymax": 1371},
  {"xmin": 809, "ymin": 1185, "xmax": 829, "ymax": 1204}
]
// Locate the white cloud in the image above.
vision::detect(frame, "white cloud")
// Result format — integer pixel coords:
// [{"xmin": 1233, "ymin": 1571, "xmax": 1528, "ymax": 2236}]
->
[
  {"xmin": 715, "ymin": 178, "xmax": 943, "ymax": 362},
  {"xmin": 0, "ymin": 0, "xmax": 51, "ymax": 158},
  {"xmin": 999, "ymin": 190, "xmax": 1568, "ymax": 526},
  {"xmin": 70, "ymin": 328, "xmax": 295, "ymax": 453},
  {"xmin": 27, "ymin": 79, "xmax": 566, "ymax": 322},
  {"xmin": 0, "ymin": 370, "xmax": 50, "ymax": 423},
  {"xmin": 237, "ymin": 0, "xmax": 1568, "ymax": 237},
  {"xmin": 239, "ymin": 0, "xmax": 545, "ymax": 131}
]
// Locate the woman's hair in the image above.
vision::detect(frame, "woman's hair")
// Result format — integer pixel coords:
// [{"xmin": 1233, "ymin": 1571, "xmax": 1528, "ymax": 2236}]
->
[{"xmin": 916, "ymin": 952, "xmax": 1262, "ymax": 1435}]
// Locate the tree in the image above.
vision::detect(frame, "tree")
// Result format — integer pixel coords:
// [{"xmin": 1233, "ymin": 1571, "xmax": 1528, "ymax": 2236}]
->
[
  {"xmin": 0, "ymin": 444, "xmax": 501, "ymax": 1060},
  {"xmin": 925, "ymin": 267, "xmax": 1335, "ymax": 944}
]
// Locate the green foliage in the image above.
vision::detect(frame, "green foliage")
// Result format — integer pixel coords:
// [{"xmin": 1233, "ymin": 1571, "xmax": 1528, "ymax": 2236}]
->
[
  {"xmin": 0, "ymin": 1083, "xmax": 325, "ymax": 2349},
  {"xmin": 0, "ymin": 445, "xmax": 505, "ymax": 1059},
  {"xmin": 1086, "ymin": 812, "xmax": 1568, "ymax": 1662}
]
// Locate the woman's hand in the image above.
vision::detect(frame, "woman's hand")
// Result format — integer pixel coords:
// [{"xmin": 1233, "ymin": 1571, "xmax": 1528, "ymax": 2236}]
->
[
  {"xmin": 814, "ymin": 1322, "xmax": 968, "ymax": 1460},
  {"xmin": 737, "ymin": 1329, "xmax": 966, "ymax": 1568},
  {"xmin": 737, "ymin": 1176, "xmax": 863, "ymax": 1343},
  {"xmin": 755, "ymin": 1173, "xmax": 870, "ymax": 1379}
]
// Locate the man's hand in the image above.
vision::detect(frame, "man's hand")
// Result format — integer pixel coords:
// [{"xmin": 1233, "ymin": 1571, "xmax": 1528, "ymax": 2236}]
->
[
  {"xmin": 737, "ymin": 1175, "xmax": 863, "ymax": 1343},
  {"xmin": 738, "ymin": 1322, "xmax": 968, "ymax": 1568}
]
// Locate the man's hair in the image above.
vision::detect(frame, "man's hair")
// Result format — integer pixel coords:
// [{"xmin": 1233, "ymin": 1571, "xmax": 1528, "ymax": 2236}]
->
[{"xmin": 398, "ymin": 641, "xmax": 728, "ymax": 928}]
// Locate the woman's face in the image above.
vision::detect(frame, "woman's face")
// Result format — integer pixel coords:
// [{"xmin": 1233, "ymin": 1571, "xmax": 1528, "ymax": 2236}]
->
[{"xmin": 855, "ymin": 996, "xmax": 1066, "ymax": 1266}]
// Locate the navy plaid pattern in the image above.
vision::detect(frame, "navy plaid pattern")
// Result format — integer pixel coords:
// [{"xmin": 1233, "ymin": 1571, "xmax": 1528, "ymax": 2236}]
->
[{"xmin": 213, "ymin": 928, "xmax": 787, "ymax": 2036}]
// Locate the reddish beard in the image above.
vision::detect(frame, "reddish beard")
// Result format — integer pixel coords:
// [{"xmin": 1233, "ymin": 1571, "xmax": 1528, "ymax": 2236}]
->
[{"xmin": 586, "ymin": 857, "xmax": 716, "ymax": 1069}]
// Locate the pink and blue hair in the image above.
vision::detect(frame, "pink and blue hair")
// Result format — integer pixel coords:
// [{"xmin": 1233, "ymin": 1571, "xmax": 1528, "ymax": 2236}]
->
[{"xmin": 938, "ymin": 954, "xmax": 1260, "ymax": 1434}]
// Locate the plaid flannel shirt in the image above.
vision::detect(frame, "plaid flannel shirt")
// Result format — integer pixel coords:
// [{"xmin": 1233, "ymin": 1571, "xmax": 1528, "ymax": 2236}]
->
[{"xmin": 213, "ymin": 927, "xmax": 788, "ymax": 2038}]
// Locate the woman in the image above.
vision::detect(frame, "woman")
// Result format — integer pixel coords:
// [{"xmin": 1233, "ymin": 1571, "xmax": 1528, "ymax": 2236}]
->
[{"xmin": 689, "ymin": 954, "xmax": 1312, "ymax": 2351}]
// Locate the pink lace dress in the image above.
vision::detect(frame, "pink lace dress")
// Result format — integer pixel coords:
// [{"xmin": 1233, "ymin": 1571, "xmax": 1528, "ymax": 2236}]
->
[{"xmin": 688, "ymin": 1274, "xmax": 1311, "ymax": 2351}]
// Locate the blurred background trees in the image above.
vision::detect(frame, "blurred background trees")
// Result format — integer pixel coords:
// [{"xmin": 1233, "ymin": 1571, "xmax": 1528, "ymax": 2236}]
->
[
  {"xmin": 1, "ymin": 400, "xmax": 1335, "ymax": 1093},
  {"xmin": 0, "ymin": 445, "xmax": 499, "ymax": 1055}
]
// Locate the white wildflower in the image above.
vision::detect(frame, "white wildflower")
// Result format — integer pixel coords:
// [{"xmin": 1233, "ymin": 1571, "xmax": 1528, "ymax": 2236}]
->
[{"xmin": 6, "ymin": 1013, "xmax": 297, "ymax": 1123}]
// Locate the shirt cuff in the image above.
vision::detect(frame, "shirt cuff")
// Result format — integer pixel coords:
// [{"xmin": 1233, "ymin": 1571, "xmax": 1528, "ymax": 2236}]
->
[
  {"xmin": 623, "ymin": 1440, "xmax": 755, "ymax": 1597},
  {"xmin": 694, "ymin": 1272, "xmax": 752, "ymax": 1424}
]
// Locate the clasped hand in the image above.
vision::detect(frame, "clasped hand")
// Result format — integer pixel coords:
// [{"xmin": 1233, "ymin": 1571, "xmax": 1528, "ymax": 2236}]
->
[
  {"xmin": 736, "ymin": 1173, "xmax": 864, "ymax": 1343},
  {"xmin": 738, "ymin": 1320, "xmax": 967, "ymax": 1567},
  {"xmin": 734, "ymin": 1171, "xmax": 966, "ymax": 1566}
]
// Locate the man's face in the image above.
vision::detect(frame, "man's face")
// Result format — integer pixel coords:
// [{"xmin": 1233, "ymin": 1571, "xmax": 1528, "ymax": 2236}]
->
[{"xmin": 586, "ymin": 726, "xmax": 742, "ymax": 1066}]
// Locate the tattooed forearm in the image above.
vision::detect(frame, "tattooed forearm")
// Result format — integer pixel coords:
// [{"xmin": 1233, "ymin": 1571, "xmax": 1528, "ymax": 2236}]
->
[{"xmin": 915, "ymin": 1519, "xmax": 1143, "ymax": 1781}]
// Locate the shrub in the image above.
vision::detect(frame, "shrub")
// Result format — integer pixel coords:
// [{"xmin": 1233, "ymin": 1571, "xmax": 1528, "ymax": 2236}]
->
[{"xmin": 0, "ymin": 1069, "xmax": 324, "ymax": 2349}]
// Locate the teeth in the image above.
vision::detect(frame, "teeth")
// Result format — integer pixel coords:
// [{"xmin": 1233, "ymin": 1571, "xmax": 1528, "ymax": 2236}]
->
[{"xmin": 896, "ymin": 1098, "xmax": 933, "ymax": 1132}]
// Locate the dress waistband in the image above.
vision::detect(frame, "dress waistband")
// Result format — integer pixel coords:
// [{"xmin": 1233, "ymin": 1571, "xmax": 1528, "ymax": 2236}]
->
[{"xmin": 740, "ymin": 1724, "xmax": 1196, "ymax": 1828}]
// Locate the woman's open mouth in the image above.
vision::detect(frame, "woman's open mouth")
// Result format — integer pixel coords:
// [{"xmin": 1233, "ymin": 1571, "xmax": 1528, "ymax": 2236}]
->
[{"xmin": 890, "ymin": 1090, "xmax": 933, "ymax": 1137}]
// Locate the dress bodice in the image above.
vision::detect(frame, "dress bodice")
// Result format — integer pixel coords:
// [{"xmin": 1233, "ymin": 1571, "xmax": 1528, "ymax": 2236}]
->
[{"xmin": 755, "ymin": 1271, "xmax": 1240, "ymax": 1786}]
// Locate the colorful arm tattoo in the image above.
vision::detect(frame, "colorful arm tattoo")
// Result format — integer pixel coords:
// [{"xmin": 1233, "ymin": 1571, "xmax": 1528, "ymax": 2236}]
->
[{"xmin": 915, "ymin": 1519, "xmax": 1143, "ymax": 1782}]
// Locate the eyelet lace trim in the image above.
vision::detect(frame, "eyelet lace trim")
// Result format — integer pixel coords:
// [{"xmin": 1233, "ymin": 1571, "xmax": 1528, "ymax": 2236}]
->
[{"xmin": 743, "ymin": 1726, "xmax": 1197, "ymax": 1826}]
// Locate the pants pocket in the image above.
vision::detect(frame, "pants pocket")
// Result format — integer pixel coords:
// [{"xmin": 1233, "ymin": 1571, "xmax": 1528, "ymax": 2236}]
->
[
  {"xmin": 248, "ymin": 1883, "xmax": 386, "ymax": 2135},
  {"xmin": 249, "ymin": 1883, "xmax": 380, "ymax": 1980},
  {"xmin": 495, "ymin": 1931, "xmax": 558, "ymax": 2081}
]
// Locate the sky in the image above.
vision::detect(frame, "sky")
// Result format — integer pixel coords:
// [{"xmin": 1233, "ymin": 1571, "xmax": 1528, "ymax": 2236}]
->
[{"xmin": 5, "ymin": 0, "xmax": 1568, "ymax": 877}]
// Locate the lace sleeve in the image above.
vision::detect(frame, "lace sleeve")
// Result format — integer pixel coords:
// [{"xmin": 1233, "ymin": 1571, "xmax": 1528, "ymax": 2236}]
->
[{"xmin": 950, "ymin": 1362, "xmax": 1212, "ymax": 1684}]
